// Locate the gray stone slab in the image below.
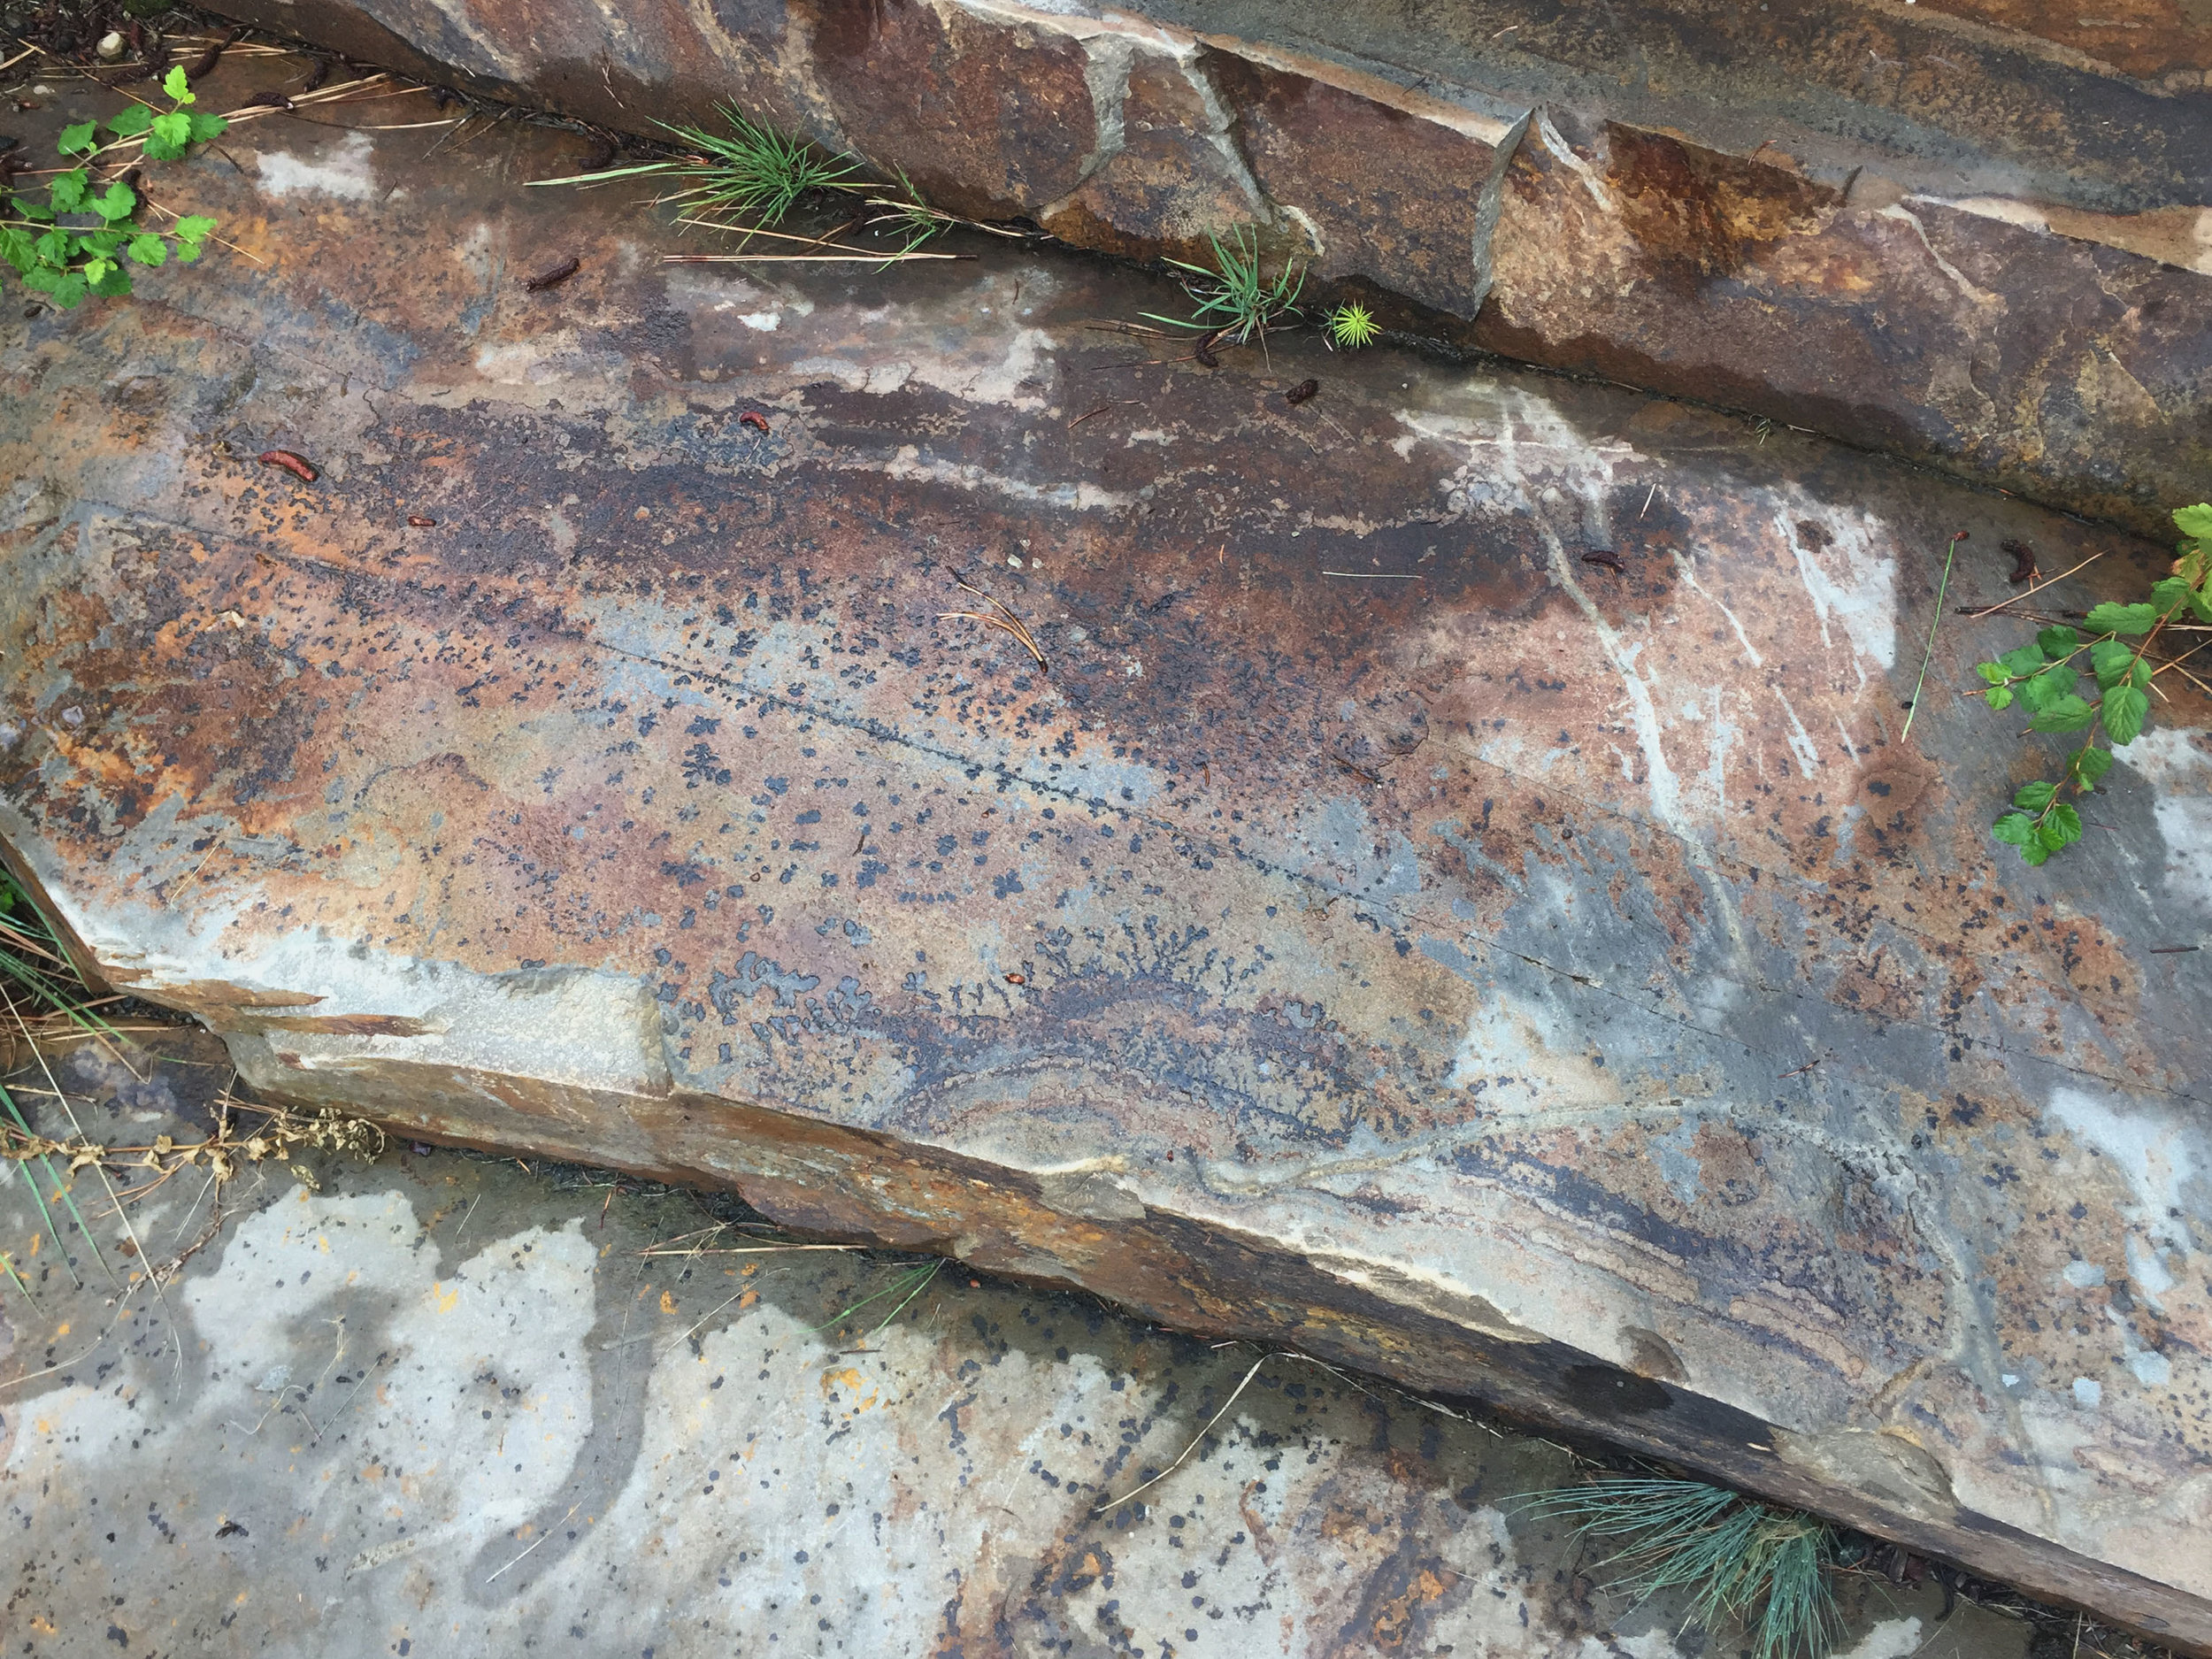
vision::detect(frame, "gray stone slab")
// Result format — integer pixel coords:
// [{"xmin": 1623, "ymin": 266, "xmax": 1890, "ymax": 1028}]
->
[
  {"xmin": 0, "ymin": 64, "xmax": 2206, "ymax": 1645},
  {"xmin": 1, "ymin": 1030, "xmax": 2038, "ymax": 1659}
]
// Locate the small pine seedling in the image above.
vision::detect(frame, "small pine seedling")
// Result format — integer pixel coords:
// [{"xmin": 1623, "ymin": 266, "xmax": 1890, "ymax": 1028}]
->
[
  {"xmin": 1516, "ymin": 1477, "xmax": 1843, "ymax": 1659},
  {"xmin": 0, "ymin": 65, "xmax": 224, "ymax": 308},
  {"xmin": 1972, "ymin": 502, "xmax": 2212, "ymax": 864},
  {"xmin": 1143, "ymin": 226, "xmax": 1305, "ymax": 347},
  {"xmin": 1325, "ymin": 300, "xmax": 1379, "ymax": 349}
]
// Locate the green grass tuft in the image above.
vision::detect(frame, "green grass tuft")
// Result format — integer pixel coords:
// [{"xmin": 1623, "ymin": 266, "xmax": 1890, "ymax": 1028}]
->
[
  {"xmin": 1517, "ymin": 1477, "xmax": 1843, "ymax": 1659},
  {"xmin": 655, "ymin": 106, "xmax": 862, "ymax": 232},
  {"xmin": 1142, "ymin": 227, "xmax": 1304, "ymax": 347}
]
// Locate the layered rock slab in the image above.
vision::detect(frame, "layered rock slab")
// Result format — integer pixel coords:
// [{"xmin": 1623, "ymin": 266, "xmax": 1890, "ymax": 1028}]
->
[
  {"xmin": 0, "ymin": 85, "xmax": 2208, "ymax": 1644},
  {"xmin": 196, "ymin": 0, "xmax": 2212, "ymax": 536}
]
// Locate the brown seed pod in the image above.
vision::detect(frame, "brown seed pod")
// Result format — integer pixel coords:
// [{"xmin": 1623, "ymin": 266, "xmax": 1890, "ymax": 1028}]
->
[
  {"xmin": 406, "ymin": 515, "xmax": 436, "ymax": 527},
  {"xmin": 1284, "ymin": 379, "xmax": 1318, "ymax": 406},
  {"xmin": 257, "ymin": 449, "xmax": 319, "ymax": 483},
  {"xmin": 740, "ymin": 411, "xmax": 772, "ymax": 433},
  {"xmin": 1582, "ymin": 550, "xmax": 1625, "ymax": 572},
  {"xmin": 521, "ymin": 256, "xmax": 580, "ymax": 293}
]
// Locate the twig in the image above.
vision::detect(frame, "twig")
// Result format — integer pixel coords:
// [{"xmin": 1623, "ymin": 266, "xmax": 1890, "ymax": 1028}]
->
[
  {"xmin": 1962, "ymin": 549, "xmax": 2107, "ymax": 620},
  {"xmin": 662, "ymin": 250, "xmax": 968, "ymax": 265},
  {"xmin": 486, "ymin": 1503, "xmax": 580, "ymax": 1584},
  {"xmin": 1901, "ymin": 531, "xmax": 1968, "ymax": 740},
  {"xmin": 1322, "ymin": 571, "xmax": 1420, "ymax": 580},
  {"xmin": 1095, "ymin": 1349, "xmax": 1271, "ymax": 1513}
]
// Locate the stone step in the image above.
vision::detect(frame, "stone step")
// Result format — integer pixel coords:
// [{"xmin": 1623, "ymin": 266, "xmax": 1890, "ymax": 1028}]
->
[
  {"xmin": 0, "ymin": 54, "xmax": 2206, "ymax": 1649},
  {"xmin": 196, "ymin": 0, "xmax": 2212, "ymax": 538}
]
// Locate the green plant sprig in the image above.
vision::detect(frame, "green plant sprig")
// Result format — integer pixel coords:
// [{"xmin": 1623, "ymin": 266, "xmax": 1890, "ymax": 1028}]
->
[
  {"xmin": 0, "ymin": 65, "xmax": 223, "ymax": 308},
  {"xmin": 1142, "ymin": 227, "xmax": 1305, "ymax": 347},
  {"xmin": 1974, "ymin": 503, "xmax": 2212, "ymax": 864},
  {"xmin": 1325, "ymin": 300, "xmax": 1379, "ymax": 349}
]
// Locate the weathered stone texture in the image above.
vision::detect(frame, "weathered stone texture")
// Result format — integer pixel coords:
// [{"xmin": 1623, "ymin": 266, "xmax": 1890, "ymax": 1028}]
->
[
  {"xmin": 2, "ymin": 81, "xmax": 2208, "ymax": 1647},
  {"xmin": 197, "ymin": 0, "xmax": 2212, "ymax": 539}
]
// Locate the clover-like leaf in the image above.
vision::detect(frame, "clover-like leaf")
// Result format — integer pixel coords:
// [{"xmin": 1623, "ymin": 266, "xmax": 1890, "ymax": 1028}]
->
[
  {"xmin": 94, "ymin": 181, "xmax": 136, "ymax": 222},
  {"xmin": 2029, "ymin": 695, "xmax": 2097, "ymax": 733},
  {"xmin": 58, "ymin": 120, "xmax": 99, "ymax": 157},
  {"xmin": 2101, "ymin": 683, "xmax": 2149, "ymax": 747},
  {"xmin": 32, "ymin": 227, "xmax": 73, "ymax": 266},
  {"xmin": 127, "ymin": 232, "xmax": 168, "ymax": 266},
  {"xmin": 173, "ymin": 214, "xmax": 217, "ymax": 245},
  {"xmin": 2070, "ymin": 747, "xmax": 2113, "ymax": 788},
  {"xmin": 146, "ymin": 111, "xmax": 192, "ymax": 161},
  {"xmin": 2020, "ymin": 666, "xmax": 2075, "ymax": 713},
  {"xmin": 2037, "ymin": 803, "xmax": 2083, "ymax": 854},
  {"xmin": 104, "ymin": 104, "xmax": 154, "ymax": 139},
  {"xmin": 2088, "ymin": 639, "xmax": 2134, "ymax": 689},
  {"xmin": 162, "ymin": 65, "xmax": 196, "ymax": 104},
  {"xmin": 1983, "ymin": 685, "xmax": 2014, "ymax": 711},
  {"xmin": 186, "ymin": 111, "xmax": 228, "ymax": 144},
  {"xmin": 48, "ymin": 170, "xmax": 88, "ymax": 213},
  {"xmin": 2084, "ymin": 601, "xmax": 2157, "ymax": 635}
]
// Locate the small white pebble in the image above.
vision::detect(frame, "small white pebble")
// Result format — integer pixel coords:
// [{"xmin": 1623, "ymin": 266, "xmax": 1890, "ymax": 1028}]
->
[
  {"xmin": 1007, "ymin": 556, "xmax": 1023, "ymax": 569},
  {"xmin": 96, "ymin": 31, "xmax": 124, "ymax": 59}
]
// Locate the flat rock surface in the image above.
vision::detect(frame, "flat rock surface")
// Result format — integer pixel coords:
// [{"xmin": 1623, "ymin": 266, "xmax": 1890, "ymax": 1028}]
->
[
  {"xmin": 0, "ymin": 64, "xmax": 2207, "ymax": 1644},
  {"xmin": 0, "ymin": 1029, "xmax": 2036, "ymax": 1659}
]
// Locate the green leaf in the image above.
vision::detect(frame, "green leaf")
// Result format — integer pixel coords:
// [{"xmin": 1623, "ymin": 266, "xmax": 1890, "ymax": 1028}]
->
[
  {"xmin": 104, "ymin": 104, "xmax": 154, "ymax": 140},
  {"xmin": 2193, "ymin": 588, "xmax": 2212, "ymax": 626},
  {"xmin": 2174, "ymin": 504, "xmax": 2212, "ymax": 541},
  {"xmin": 1992, "ymin": 811, "xmax": 2036, "ymax": 847},
  {"xmin": 2029, "ymin": 695, "xmax": 2097, "ymax": 733},
  {"xmin": 162, "ymin": 65, "xmax": 195, "ymax": 105},
  {"xmin": 2036, "ymin": 626, "xmax": 2079, "ymax": 658},
  {"xmin": 186, "ymin": 111, "xmax": 228, "ymax": 145},
  {"xmin": 2020, "ymin": 840, "xmax": 2051, "ymax": 865},
  {"xmin": 2084, "ymin": 601, "xmax": 2157, "ymax": 635},
  {"xmin": 2070, "ymin": 747, "xmax": 2113, "ymax": 787},
  {"xmin": 2088, "ymin": 639, "xmax": 2134, "ymax": 689},
  {"xmin": 81, "ymin": 256, "xmax": 115, "ymax": 286},
  {"xmin": 47, "ymin": 171, "xmax": 88, "ymax": 213},
  {"xmin": 146, "ymin": 112, "xmax": 191, "ymax": 161},
  {"xmin": 1983, "ymin": 686, "xmax": 2014, "ymax": 711},
  {"xmin": 15, "ymin": 200, "xmax": 54, "ymax": 223},
  {"xmin": 87, "ymin": 262, "xmax": 132, "ymax": 299},
  {"xmin": 2013, "ymin": 781, "xmax": 2056, "ymax": 812},
  {"xmin": 0, "ymin": 226, "xmax": 35, "ymax": 275},
  {"xmin": 2152, "ymin": 577, "xmax": 2192, "ymax": 612},
  {"xmin": 173, "ymin": 214, "xmax": 217, "ymax": 245},
  {"xmin": 174, "ymin": 238, "xmax": 203, "ymax": 264},
  {"xmin": 1974, "ymin": 662, "xmax": 2008, "ymax": 686},
  {"xmin": 126, "ymin": 232, "xmax": 167, "ymax": 266},
  {"xmin": 32, "ymin": 267, "xmax": 89, "ymax": 309},
  {"xmin": 81, "ymin": 228, "xmax": 126, "ymax": 256},
  {"xmin": 32, "ymin": 228, "xmax": 73, "ymax": 266},
  {"xmin": 2020, "ymin": 666, "xmax": 2076, "ymax": 713},
  {"xmin": 93, "ymin": 181, "xmax": 135, "ymax": 222},
  {"xmin": 2101, "ymin": 683, "xmax": 2149, "ymax": 746},
  {"xmin": 2038, "ymin": 803, "xmax": 2084, "ymax": 854},
  {"xmin": 1999, "ymin": 646, "xmax": 2045, "ymax": 678},
  {"xmin": 57, "ymin": 120, "xmax": 99, "ymax": 157}
]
